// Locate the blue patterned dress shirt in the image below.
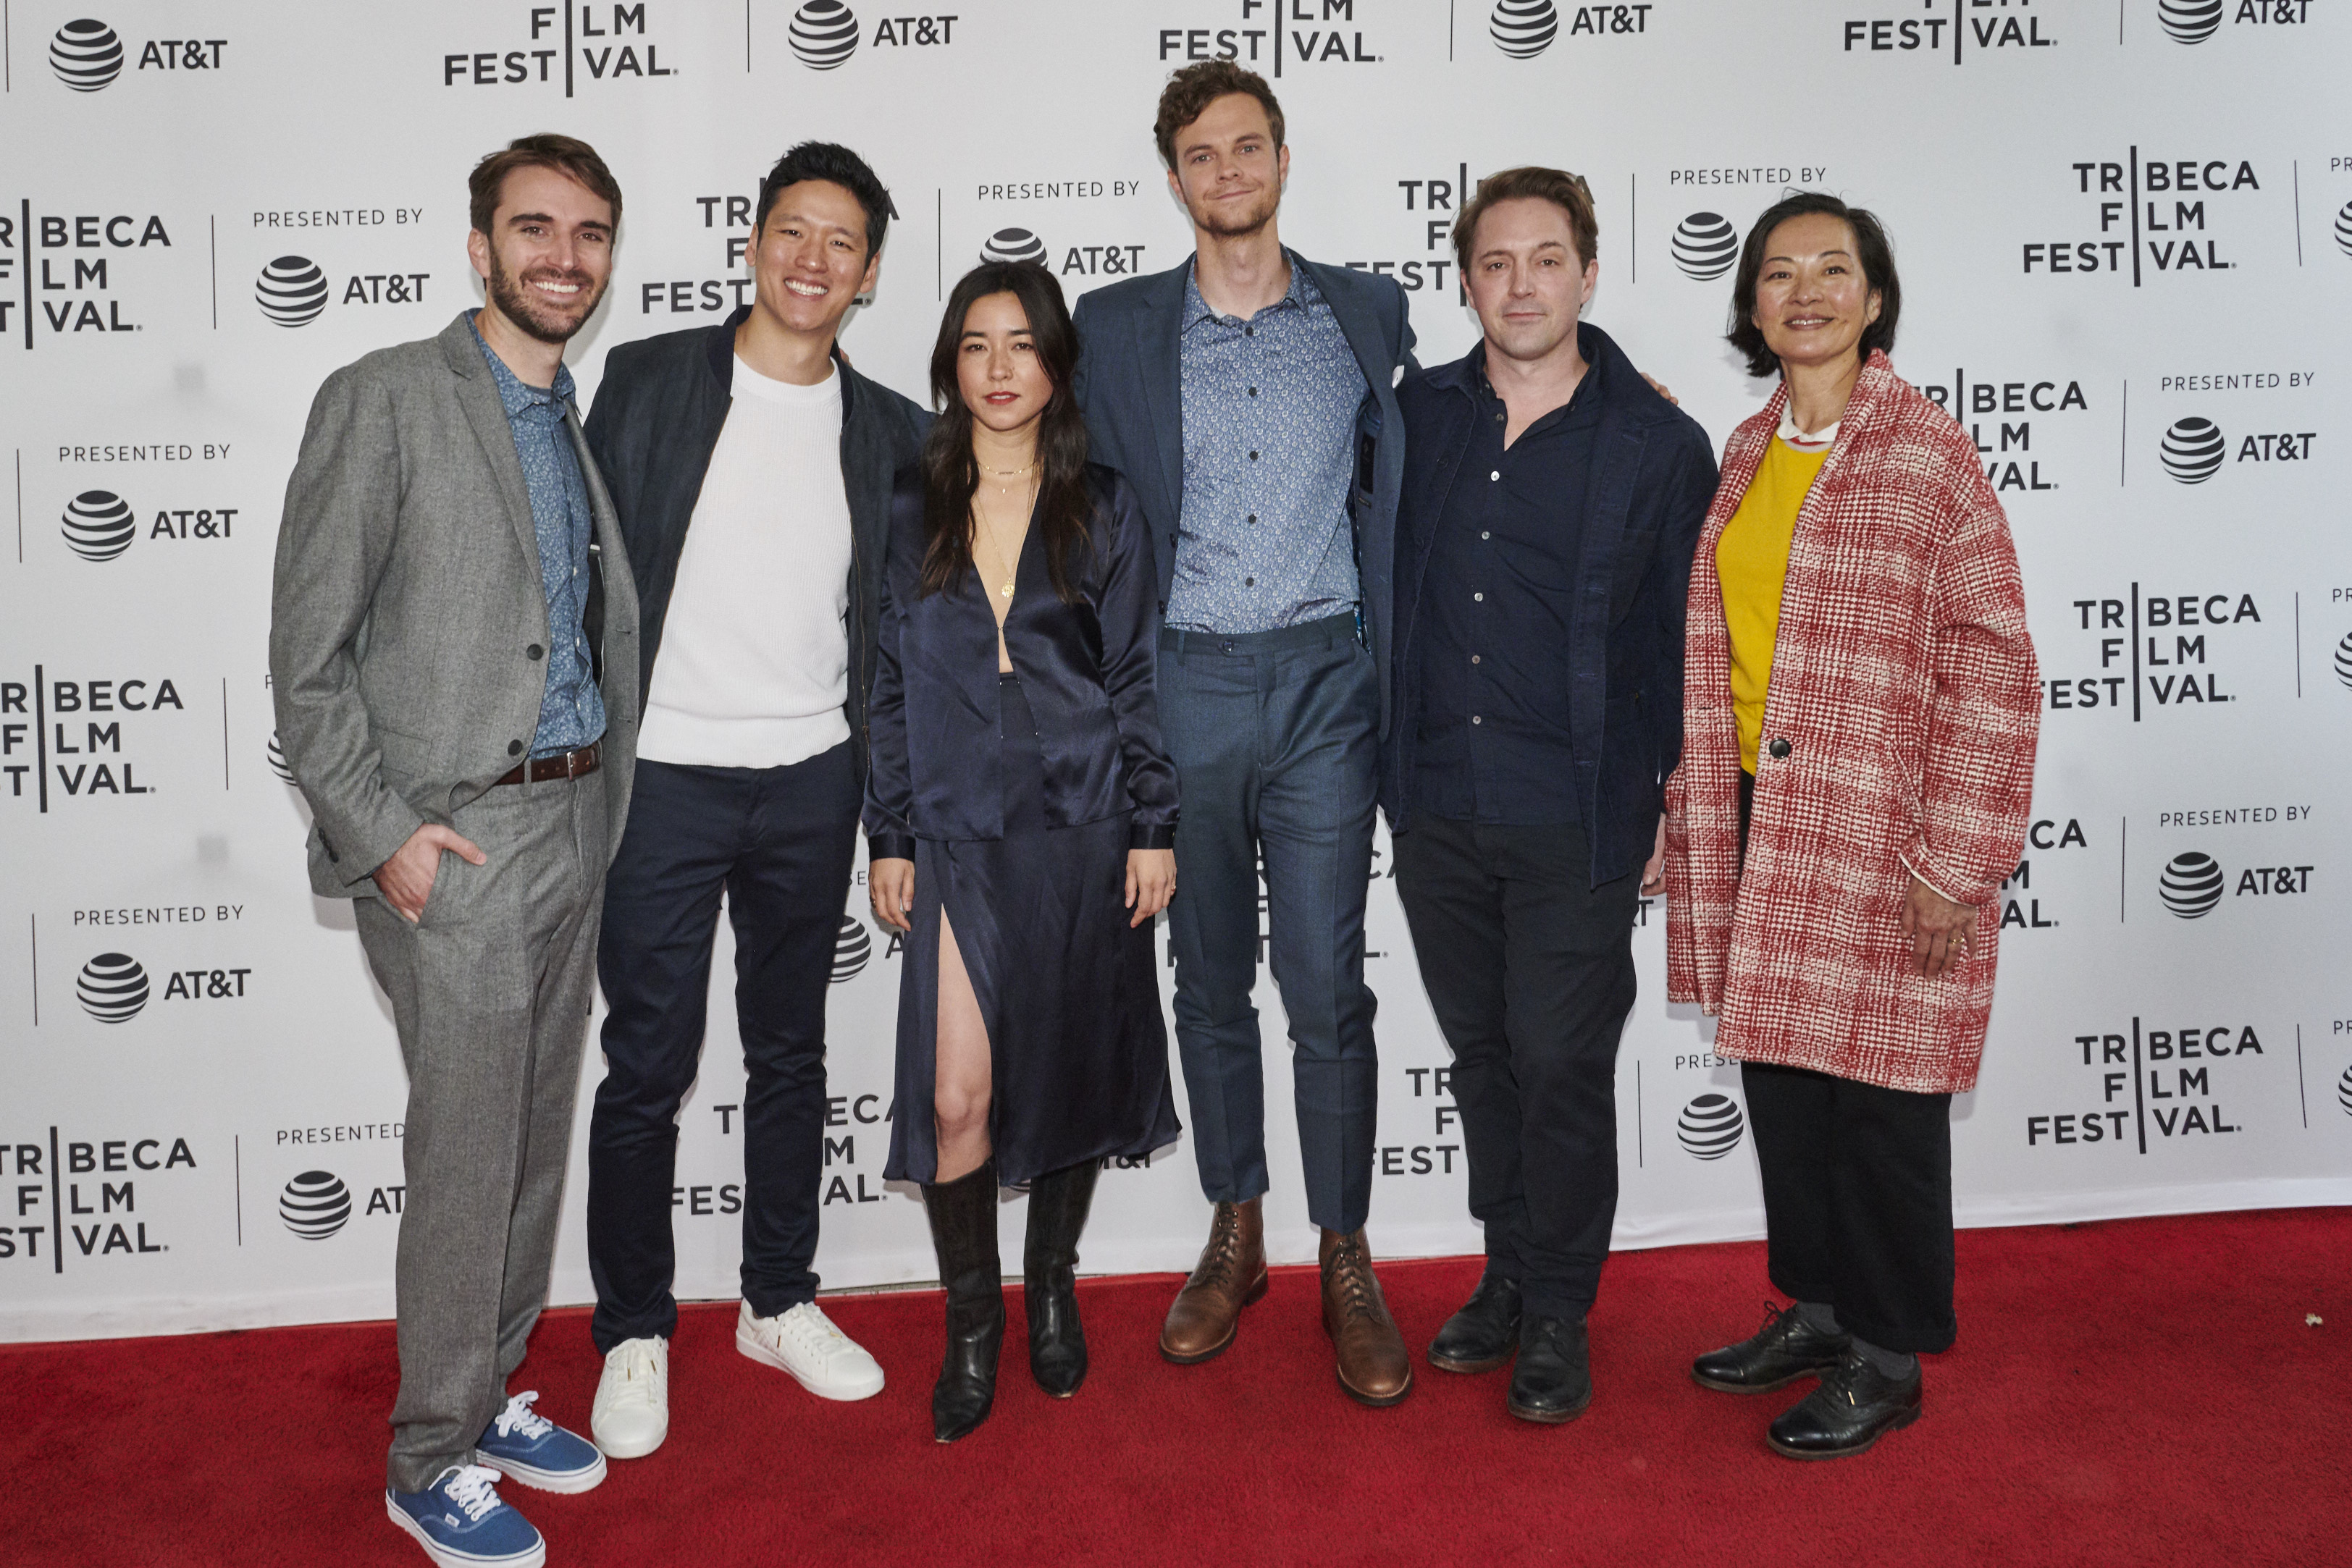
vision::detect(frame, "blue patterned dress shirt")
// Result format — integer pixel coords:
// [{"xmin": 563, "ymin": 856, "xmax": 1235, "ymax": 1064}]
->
[
  {"xmin": 1166, "ymin": 255, "xmax": 1368, "ymax": 634},
  {"xmin": 471, "ymin": 317, "xmax": 605, "ymax": 756}
]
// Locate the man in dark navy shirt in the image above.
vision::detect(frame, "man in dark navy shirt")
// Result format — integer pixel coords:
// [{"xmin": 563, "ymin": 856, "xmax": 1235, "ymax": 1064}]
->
[{"xmin": 1382, "ymin": 167, "xmax": 1717, "ymax": 1425}]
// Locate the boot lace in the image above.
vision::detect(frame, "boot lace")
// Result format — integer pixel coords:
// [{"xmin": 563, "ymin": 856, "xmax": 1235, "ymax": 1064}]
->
[
  {"xmin": 1327, "ymin": 1234, "xmax": 1382, "ymax": 1323},
  {"xmin": 1189, "ymin": 1204, "xmax": 1246, "ymax": 1290}
]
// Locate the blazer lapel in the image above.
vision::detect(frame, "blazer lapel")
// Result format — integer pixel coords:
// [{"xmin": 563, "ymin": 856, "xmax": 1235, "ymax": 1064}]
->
[
  {"xmin": 1300, "ymin": 258, "xmax": 1392, "ymax": 396},
  {"xmin": 440, "ymin": 313, "xmax": 546, "ymax": 585},
  {"xmin": 1135, "ymin": 273, "xmax": 1188, "ymax": 528}
]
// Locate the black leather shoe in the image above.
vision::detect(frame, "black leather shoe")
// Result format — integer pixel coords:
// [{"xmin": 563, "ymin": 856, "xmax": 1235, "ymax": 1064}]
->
[
  {"xmin": 920, "ymin": 1160, "xmax": 1004, "ymax": 1443},
  {"xmin": 1692, "ymin": 1301, "xmax": 1852, "ymax": 1394},
  {"xmin": 1766, "ymin": 1346, "xmax": 1922, "ymax": 1460},
  {"xmin": 1022, "ymin": 1160, "xmax": 1099, "ymax": 1398},
  {"xmin": 1505, "ymin": 1315, "xmax": 1592, "ymax": 1424},
  {"xmin": 1429, "ymin": 1268, "xmax": 1524, "ymax": 1373}
]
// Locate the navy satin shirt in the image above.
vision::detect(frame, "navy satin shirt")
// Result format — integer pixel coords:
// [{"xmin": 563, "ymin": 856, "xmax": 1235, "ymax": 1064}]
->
[
  {"xmin": 1414, "ymin": 346, "xmax": 1603, "ymax": 825},
  {"xmin": 864, "ymin": 463, "xmax": 1179, "ymax": 857}
]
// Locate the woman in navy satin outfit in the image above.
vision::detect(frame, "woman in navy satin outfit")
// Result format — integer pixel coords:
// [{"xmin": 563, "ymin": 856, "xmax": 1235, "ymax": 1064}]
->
[{"xmin": 865, "ymin": 261, "xmax": 1180, "ymax": 1442}]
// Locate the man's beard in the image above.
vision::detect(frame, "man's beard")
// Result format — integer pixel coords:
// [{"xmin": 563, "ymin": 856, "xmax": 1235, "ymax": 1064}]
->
[
  {"xmin": 1193, "ymin": 183, "xmax": 1280, "ymax": 240},
  {"xmin": 487, "ymin": 248, "xmax": 602, "ymax": 345}
]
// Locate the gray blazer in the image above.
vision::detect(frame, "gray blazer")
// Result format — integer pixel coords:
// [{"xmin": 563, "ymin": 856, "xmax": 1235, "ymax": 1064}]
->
[{"xmin": 269, "ymin": 311, "xmax": 640, "ymax": 899}]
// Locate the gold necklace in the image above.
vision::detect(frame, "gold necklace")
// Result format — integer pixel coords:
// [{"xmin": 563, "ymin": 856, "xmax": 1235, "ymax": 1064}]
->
[{"xmin": 972, "ymin": 498, "xmax": 1027, "ymax": 601}]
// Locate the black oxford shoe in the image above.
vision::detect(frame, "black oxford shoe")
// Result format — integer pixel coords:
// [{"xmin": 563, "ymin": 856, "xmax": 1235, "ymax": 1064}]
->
[
  {"xmin": 1766, "ymin": 1347, "xmax": 1922, "ymax": 1460},
  {"xmin": 1692, "ymin": 1301, "xmax": 1852, "ymax": 1394},
  {"xmin": 1428, "ymin": 1270, "xmax": 1524, "ymax": 1374},
  {"xmin": 1505, "ymin": 1315, "xmax": 1592, "ymax": 1425}
]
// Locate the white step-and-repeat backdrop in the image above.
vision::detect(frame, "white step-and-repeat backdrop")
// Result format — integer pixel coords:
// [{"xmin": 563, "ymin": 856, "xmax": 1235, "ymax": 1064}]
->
[{"xmin": 3, "ymin": 1, "xmax": 2348, "ymax": 1342}]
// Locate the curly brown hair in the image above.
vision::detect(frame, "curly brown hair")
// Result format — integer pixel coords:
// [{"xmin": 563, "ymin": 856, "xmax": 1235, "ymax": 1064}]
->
[{"xmin": 1153, "ymin": 61, "xmax": 1285, "ymax": 171}]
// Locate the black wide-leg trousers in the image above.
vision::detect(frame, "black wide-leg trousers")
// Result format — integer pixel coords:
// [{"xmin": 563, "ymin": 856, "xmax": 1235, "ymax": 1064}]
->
[
  {"xmin": 1393, "ymin": 814, "xmax": 1639, "ymax": 1320},
  {"xmin": 1734, "ymin": 769, "xmax": 1957, "ymax": 1356},
  {"xmin": 586, "ymin": 746, "xmax": 859, "ymax": 1354}
]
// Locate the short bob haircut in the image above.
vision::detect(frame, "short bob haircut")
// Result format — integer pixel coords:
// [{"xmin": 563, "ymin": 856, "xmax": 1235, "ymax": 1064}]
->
[
  {"xmin": 1726, "ymin": 192, "xmax": 1900, "ymax": 379},
  {"xmin": 1154, "ymin": 60, "xmax": 1285, "ymax": 172},
  {"xmin": 468, "ymin": 133, "xmax": 621, "ymax": 237},
  {"xmin": 1453, "ymin": 166, "xmax": 1600, "ymax": 278}
]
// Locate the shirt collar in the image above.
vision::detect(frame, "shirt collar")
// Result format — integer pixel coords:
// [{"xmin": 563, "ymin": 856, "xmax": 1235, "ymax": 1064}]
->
[
  {"xmin": 1471, "ymin": 324, "xmax": 1605, "ymax": 417},
  {"xmin": 1181, "ymin": 249, "xmax": 1315, "ymax": 333},
  {"xmin": 469, "ymin": 313, "xmax": 576, "ymax": 420}
]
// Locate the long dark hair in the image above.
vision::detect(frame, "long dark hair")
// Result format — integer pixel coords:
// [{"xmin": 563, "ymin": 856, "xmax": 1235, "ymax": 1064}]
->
[
  {"xmin": 918, "ymin": 263, "xmax": 1093, "ymax": 604},
  {"xmin": 1725, "ymin": 191, "xmax": 1901, "ymax": 379}
]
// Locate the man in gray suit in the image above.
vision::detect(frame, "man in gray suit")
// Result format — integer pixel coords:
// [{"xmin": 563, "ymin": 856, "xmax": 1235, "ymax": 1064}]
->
[{"xmin": 270, "ymin": 134, "xmax": 637, "ymax": 1568}]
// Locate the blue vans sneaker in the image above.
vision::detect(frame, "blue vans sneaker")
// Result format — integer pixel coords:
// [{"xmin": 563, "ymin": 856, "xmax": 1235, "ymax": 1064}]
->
[
  {"xmin": 474, "ymin": 1391, "xmax": 607, "ymax": 1493},
  {"xmin": 387, "ymin": 1464, "xmax": 545, "ymax": 1568}
]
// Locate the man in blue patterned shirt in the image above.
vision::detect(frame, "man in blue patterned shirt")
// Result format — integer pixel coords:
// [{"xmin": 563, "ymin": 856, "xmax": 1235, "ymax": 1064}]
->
[{"xmin": 1073, "ymin": 62, "xmax": 1418, "ymax": 1407}]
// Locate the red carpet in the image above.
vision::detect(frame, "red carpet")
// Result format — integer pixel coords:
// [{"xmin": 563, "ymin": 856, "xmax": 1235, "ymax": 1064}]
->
[{"xmin": 4, "ymin": 1208, "xmax": 2345, "ymax": 1567}]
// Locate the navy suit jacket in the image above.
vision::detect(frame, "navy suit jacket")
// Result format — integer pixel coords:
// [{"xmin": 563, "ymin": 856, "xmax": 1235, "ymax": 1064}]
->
[
  {"xmin": 1383, "ymin": 326, "xmax": 1718, "ymax": 887},
  {"xmin": 1070, "ymin": 255, "xmax": 1416, "ymax": 735},
  {"xmin": 863, "ymin": 463, "xmax": 1180, "ymax": 859}
]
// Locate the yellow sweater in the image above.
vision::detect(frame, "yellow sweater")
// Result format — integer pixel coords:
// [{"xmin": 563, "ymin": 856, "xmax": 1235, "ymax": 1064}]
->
[{"xmin": 1718, "ymin": 435, "xmax": 1831, "ymax": 775}]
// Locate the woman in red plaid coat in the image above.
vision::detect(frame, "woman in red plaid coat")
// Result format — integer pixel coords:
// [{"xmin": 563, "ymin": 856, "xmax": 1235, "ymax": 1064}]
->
[{"xmin": 1660, "ymin": 193, "xmax": 2039, "ymax": 1461}]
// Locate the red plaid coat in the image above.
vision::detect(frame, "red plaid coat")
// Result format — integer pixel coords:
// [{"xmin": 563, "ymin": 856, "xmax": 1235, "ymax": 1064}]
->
[{"xmin": 1664, "ymin": 353, "xmax": 2040, "ymax": 1095}]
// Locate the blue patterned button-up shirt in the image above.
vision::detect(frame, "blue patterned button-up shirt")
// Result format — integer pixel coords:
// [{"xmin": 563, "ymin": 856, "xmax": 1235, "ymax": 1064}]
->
[
  {"xmin": 471, "ymin": 317, "xmax": 605, "ymax": 756},
  {"xmin": 1166, "ymin": 255, "xmax": 1367, "ymax": 634}
]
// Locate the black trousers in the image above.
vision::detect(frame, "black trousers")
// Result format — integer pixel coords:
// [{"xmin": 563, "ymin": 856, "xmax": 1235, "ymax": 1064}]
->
[
  {"xmin": 1742, "ymin": 1062, "xmax": 1956, "ymax": 1354},
  {"xmin": 1393, "ymin": 815, "xmax": 1639, "ymax": 1319},
  {"xmin": 586, "ymin": 746, "xmax": 860, "ymax": 1354}
]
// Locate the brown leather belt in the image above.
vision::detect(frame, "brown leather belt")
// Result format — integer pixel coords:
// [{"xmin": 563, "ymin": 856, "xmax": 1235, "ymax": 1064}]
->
[{"xmin": 492, "ymin": 741, "xmax": 600, "ymax": 787}]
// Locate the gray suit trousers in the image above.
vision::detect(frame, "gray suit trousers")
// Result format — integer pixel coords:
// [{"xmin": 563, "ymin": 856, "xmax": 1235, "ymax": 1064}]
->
[{"xmin": 356, "ymin": 769, "xmax": 608, "ymax": 1493}]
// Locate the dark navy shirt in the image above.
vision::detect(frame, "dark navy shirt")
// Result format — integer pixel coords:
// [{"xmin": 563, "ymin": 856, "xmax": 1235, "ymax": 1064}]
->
[
  {"xmin": 1414, "ymin": 341, "xmax": 1604, "ymax": 825},
  {"xmin": 470, "ymin": 316, "xmax": 605, "ymax": 756},
  {"xmin": 1166, "ymin": 254, "xmax": 1366, "ymax": 633}
]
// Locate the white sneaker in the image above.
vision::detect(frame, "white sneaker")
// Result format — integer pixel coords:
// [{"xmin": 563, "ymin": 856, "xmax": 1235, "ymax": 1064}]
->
[
  {"xmin": 589, "ymin": 1336, "xmax": 669, "ymax": 1459},
  {"xmin": 735, "ymin": 1300, "xmax": 885, "ymax": 1401}
]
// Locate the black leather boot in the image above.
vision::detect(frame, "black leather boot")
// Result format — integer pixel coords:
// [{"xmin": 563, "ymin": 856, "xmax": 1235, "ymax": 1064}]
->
[
  {"xmin": 1692, "ymin": 1301, "xmax": 1852, "ymax": 1394},
  {"xmin": 920, "ymin": 1159, "xmax": 1004, "ymax": 1443},
  {"xmin": 1506, "ymin": 1315, "xmax": 1593, "ymax": 1424},
  {"xmin": 1022, "ymin": 1160, "xmax": 1099, "ymax": 1397},
  {"xmin": 1427, "ymin": 1268, "xmax": 1524, "ymax": 1374}
]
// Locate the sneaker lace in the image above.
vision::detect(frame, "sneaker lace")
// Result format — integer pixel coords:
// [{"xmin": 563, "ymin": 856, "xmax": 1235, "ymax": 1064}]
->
[
  {"xmin": 490, "ymin": 1391, "xmax": 553, "ymax": 1441},
  {"xmin": 608, "ymin": 1341, "xmax": 663, "ymax": 1400},
  {"xmin": 442, "ymin": 1464, "xmax": 505, "ymax": 1522},
  {"xmin": 780, "ymin": 1303, "xmax": 850, "ymax": 1360}
]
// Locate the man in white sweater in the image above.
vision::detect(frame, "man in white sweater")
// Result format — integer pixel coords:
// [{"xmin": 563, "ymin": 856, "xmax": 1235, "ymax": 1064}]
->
[{"xmin": 578, "ymin": 143, "xmax": 928, "ymax": 1457}]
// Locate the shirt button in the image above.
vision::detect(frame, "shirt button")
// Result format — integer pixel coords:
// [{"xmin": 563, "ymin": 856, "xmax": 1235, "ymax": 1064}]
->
[
  {"xmin": 1495, "ymin": 411, "xmax": 1505, "ymax": 423},
  {"xmin": 1246, "ymin": 576, "xmax": 1256, "ymax": 587},
  {"xmin": 1249, "ymin": 451, "xmax": 1259, "ymax": 461},
  {"xmin": 1248, "ymin": 387, "xmax": 1257, "ymax": 397},
  {"xmin": 1471, "ymin": 715, "xmax": 1482, "ymax": 725},
  {"xmin": 1490, "ymin": 471, "xmax": 1500, "ymax": 481},
  {"xmin": 1471, "ymin": 654, "xmax": 1481, "ymax": 665},
  {"xmin": 1481, "ymin": 531, "xmax": 1490, "ymax": 541},
  {"xmin": 1473, "ymin": 592, "xmax": 1484, "ymax": 602},
  {"xmin": 1244, "ymin": 326, "xmax": 1255, "ymax": 337},
  {"xmin": 1247, "ymin": 514, "xmax": 1257, "ymax": 525}
]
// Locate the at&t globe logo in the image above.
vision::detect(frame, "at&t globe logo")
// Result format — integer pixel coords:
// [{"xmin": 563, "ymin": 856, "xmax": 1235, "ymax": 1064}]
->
[
  {"xmin": 1490, "ymin": 0, "xmax": 1558, "ymax": 57},
  {"xmin": 62, "ymin": 490, "xmax": 136, "ymax": 561},
  {"xmin": 832, "ymin": 914, "xmax": 870, "ymax": 982},
  {"xmin": 2157, "ymin": 0, "xmax": 2222, "ymax": 43},
  {"xmin": 2333, "ymin": 201, "xmax": 2352, "ymax": 259},
  {"xmin": 2337, "ymin": 1064, "xmax": 2352, "ymax": 1118},
  {"xmin": 790, "ymin": 0, "xmax": 859, "ymax": 69},
  {"xmin": 980, "ymin": 228, "xmax": 1046, "ymax": 266},
  {"xmin": 267, "ymin": 731, "xmax": 298, "ymax": 785},
  {"xmin": 2159, "ymin": 851, "xmax": 2225, "ymax": 918},
  {"xmin": 78, "ymin": 953, "xmax": 150, "ymax": 1022},
  {"xmin": 1676, "ymin": 1093, "xmax": 1744, "ymax": 1160},
  {"xmin": 280, "ymin": 1171, "xmax": 352, "ymax": 1239},
  {"xmin": 2333, "ymin": 633, "xmax": 2352, "ymax": 691},
  {"xmin": 1671, "ymin": 213, "xmax": 1739, "ymax": 281},
  {"xmin": 2159, "ymin": 417, "xmax": 2225, "ymax": 484},
  {"xmin": 256, "ymin": 258, "xmax": 329, "ymax": 327},
  {"xmin": 50, "ymin": 19, "xmax": 125, "ymax": 90}
]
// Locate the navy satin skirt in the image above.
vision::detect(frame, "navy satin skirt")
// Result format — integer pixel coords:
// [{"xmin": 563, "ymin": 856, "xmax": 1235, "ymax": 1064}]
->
[{"xmin": 885, "ymin": 674, "xmax": 1180, "ymax": 1187}]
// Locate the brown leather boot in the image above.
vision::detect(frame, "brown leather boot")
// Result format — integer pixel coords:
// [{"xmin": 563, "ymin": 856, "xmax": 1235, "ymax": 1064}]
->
[
  {"xmin": 1159, "ymin": 1199, "xmax": 1269, "ymax": 1364},
  {"xmin": 1320, "ymin": 1228, "xmax": 1412, "ymax": 1407}
]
